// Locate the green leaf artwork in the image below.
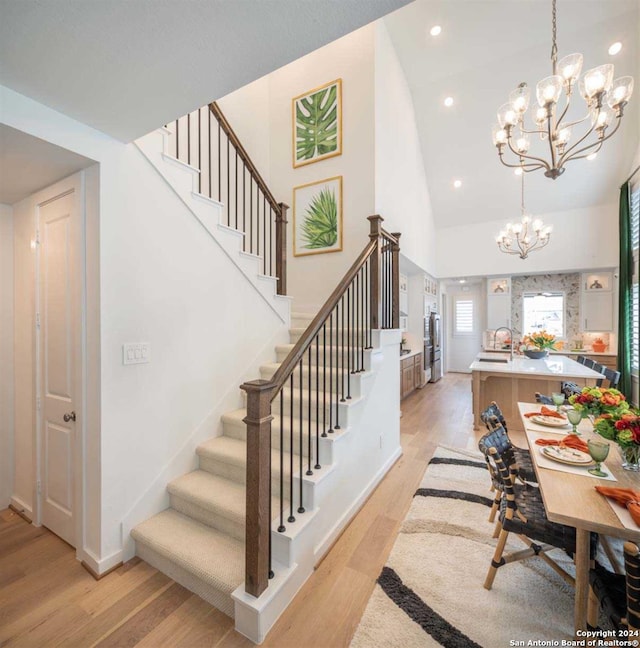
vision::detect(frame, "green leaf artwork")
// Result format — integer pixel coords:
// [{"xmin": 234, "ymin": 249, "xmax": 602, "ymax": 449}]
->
[
  {"xmin": 295, "ymin": 81, "xmax": 340, "ymax": 165},
  {"xmin": 301, "ymin": 188, "xmax": 338, "ymax": 249}
]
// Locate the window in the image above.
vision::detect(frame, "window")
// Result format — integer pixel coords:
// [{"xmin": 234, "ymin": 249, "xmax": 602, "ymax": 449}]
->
[
  {"xmin": 454, "ymin": 298, "xmax": 474, "ymax": 335},
  {"xmin": 522, "ymin": 292, "xmax": 565, "ymax": 338},
  {"xmin": 631, "ymin": 184, "xmax": 639, "ymax": 375}
]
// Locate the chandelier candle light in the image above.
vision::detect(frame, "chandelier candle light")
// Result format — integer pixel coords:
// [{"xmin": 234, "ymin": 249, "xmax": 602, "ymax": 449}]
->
[
  {"xmin": 497, "ymin": 172, "xmax": 551, "ymax": 259},
  {"xmin": 492, "ymin": 0, "xmax": 633, "ymax": 179}
]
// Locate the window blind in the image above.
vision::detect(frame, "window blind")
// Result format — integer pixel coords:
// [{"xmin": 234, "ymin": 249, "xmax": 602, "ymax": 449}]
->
[{"xmin": 455, "ymin": 299, "xmax": 474, "ymax": 334}]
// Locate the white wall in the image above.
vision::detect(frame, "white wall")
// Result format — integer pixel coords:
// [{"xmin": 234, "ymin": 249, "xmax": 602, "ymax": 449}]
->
[
  {"xmin": 11, "ymin": 196, "xmax": 35, "ymax": 516},
  {"xmin": 0, "ymin": 204, "xmax": 14, "ymax": 509},
  {"xmin": 436, "ymin": 203, "xmax": 619, "ymax": 278},
  {"xmin": 219, "ymin": 26, "xmax": 377, "ymax": 313},
  {"xmin": 1, "ymin": 84, "xmax": 289, "ymax": 570},
  {"xmin": 374, "ymin": 22, "xmax": 436, "ymax": 275}
]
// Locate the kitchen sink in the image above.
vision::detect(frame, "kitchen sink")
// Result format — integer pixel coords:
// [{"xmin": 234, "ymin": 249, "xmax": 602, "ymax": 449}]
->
[{"xmin": 477, "ymin": 357, "xmax": 509, "ymax": 363}]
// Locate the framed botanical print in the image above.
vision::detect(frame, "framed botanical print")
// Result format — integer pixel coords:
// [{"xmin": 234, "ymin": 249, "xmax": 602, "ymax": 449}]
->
[
  {"xmin": 293, "ymin": 176, "xmax": 343, "ymax": 257},
  {"xmin": 292, "ymin": 79, "xmax": 342, "ymax": 168}
]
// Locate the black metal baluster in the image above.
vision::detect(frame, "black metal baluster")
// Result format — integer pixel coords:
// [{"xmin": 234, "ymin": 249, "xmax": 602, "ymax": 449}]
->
[
  {"xmin": 315, "ymin": 335, "xmax": 321, "ymax": 470},
  {"xmin": 218, "ymin": 122, "xmax": 221, "ymax": 203},
  {"xmin": 355, "ymin": 271, "xmax": 360, "ymax": 372},
  {"xmin": 335, "ymin": 303, "xmax": 341, "ymax": 430},
  {"xmin": 208, "ymin": 110, "xmax": 212, "ymax": 199},
  {"xmin": 226, "ymin": 134, "xmax": 230, "ymax": 226},
  {"xmin": 307, "ymin": 346, "xmax": 312, "ymax": 476},
  {"xmin": 340, "ymin": 294, "xmax": 346, "ymax": 402},
  {"xmin": 288, "ymin": 374, "xmax": 295, "ymax": 523},
  {"xmin": 360, "ymin": 267, "xmax": 365, "ymax": 372},
  {"xmin": 263, "ymin": 197, "xmax": 267, "ymax": 275},
  {"xmin": 322, "ymin": 324, "xmax": 327, "ymax": 438},
  {"xmin": 365, "ymin": 259, "xmax": 371, "ymax": 348},
  {"xmin": 243, "ymin": 168, "xmax": 246, "ymax": 250},
  {"xmin": 278, "ymin": 390, "xmax": 285, "ymax": 532},
  {"xmin": 257, "ymin": 185, "xmax": 261, "ymax": 262},
  {"xmin": 249, "ymin": 178, "xmax": 253, "ymax": 254},
  {"xmin": 298, "ymin": 360, "xmax": 304, "ymax": 513},
  {"xmin": 235, "ymin": 150, "xmax": 238, "ymax": 230},
  {"xmin": 270, "ymin": 207, "xmax": 273, "ymax": 276},
  {"xmin": 198, "ymin": 108, "xmax": 202, "ymax": 193},
  {"xmin": 328, "ymin": 312, "xmax": 333, "ymax": 434}
]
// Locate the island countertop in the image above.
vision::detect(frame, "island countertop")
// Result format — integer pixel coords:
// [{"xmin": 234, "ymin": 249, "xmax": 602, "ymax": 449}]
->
[{"xmin": 469, "ymin": 353, "xmax": 605, "ymax": 379}]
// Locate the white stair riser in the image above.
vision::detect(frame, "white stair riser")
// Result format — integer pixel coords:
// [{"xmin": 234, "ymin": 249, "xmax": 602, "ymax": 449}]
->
[
  {"xmin": 276, "ymin": 347, "xmax": 372, "ymax": 371},
  {"xmin": 222, "ymin": 419, "xmax": 319, "ymax": 457},
  {"xmin": 259, "ymin": 367, "xmax": 365, "ymax": 399},
  {"xmin": 289, "ymin": 328, "xmax": 370, "ymax": 345},
  {"xmin": 169, "ymin": 493, "xmax": 245, "ymax": 541}
]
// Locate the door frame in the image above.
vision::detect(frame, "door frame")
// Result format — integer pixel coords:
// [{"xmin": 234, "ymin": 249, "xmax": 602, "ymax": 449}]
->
[{"xmin": 32, "ymin": 172, "xmax": 86, "ymax": 552}]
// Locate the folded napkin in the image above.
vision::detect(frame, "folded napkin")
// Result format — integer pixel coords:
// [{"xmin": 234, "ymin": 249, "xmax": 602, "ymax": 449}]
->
[
  {"xmin": 535, "ymin": 434, "xmax": 589, "ymax": 453},
  {"xmin": 595, "ymin": 486, "xmax": 640, "ymax": 527},
  {"xmin": 525, "ymin": 406, "xmax": 566, "ymax": 419}
]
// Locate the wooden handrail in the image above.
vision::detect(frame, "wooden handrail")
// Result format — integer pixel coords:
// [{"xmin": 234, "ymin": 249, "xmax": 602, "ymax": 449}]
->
[
  {"xmin": 209, "ymin": 102, "xmax": 281, "ymax": 213},
  {"xmin": 269, "ymin": 237, "xmax": 377, "ymax": 395}
]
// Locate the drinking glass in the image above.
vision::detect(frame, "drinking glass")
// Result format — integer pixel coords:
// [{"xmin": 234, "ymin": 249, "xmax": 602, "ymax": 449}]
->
[
  {"xmin": 551, "ymin": 392, "xmax": 565, "ymax": 411},
  {"xmin": 567, "ymin": 409, "xmax": 583, "ymax": 435},
  {"xmin": 587, "ymin": 439, "xmax": 610, "ymax": 477}
]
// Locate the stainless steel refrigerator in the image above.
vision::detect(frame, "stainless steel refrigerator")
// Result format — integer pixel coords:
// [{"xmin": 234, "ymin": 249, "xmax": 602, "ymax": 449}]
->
[{"xmin": 428, "ymin": 312, "xmax": 443, "ymax": 382}]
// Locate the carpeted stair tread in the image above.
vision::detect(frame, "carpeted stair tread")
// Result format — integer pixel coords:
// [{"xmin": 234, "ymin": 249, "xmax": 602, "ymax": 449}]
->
[
  {"xmin": 197, "ymin": 435, "xmax": 299, "ymax": 473},
  {"xmin": 168, "ymin": 470, "xmax": 289, "ymax": 525},
  {"xmin": 131, "ymin": 509, "xmax": 243, "ymax": 596}
]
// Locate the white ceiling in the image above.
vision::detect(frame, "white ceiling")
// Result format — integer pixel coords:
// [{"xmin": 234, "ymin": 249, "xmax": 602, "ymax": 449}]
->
[
  {"xmin": 384, "ymin": 0, "xmax": 640, "ymax": 228},
  {"xmin": 0, "ymin": 0, "xmax": 410, "ymax": 142},
  {"xmin": 0, "ymin": 125, "xmax": 95, "ymax": 204}
]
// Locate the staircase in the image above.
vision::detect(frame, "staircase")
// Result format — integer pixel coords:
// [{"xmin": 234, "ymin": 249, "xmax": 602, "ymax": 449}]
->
[{"xmin": 131, "ymin": 103, "xmax": 402, "ymax": 643}]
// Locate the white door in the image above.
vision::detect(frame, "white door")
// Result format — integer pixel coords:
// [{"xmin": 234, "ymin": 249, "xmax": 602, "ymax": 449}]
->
[
  {"xmin": 38, "ymin": 190, "xmax": 78, "ymax": 546},
  {"xmin": 447, "ymin": 288, "xmax": 483, "ymax": 373}
]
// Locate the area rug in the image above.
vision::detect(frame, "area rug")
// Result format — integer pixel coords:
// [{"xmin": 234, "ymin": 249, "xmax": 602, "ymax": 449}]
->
[{"xmin": 351, "ymin": 445, "xmax": 590, "ymax": 648}]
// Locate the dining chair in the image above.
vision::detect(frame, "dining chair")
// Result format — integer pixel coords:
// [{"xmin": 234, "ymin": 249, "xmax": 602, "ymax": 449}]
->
[
  {"xmin": 480, "ymin": 442, "xmax": 597, "ymax": 591},
  {"xmin": 603, "ymin": 367, "xmax": 622, "ymax": 390},
  {"xmin": 535, "ymin": 392, "xmax": 554, "ymax": 405},
  {"xmin": 583, "ymin": 358, "xmax": 596, "ymax": 369},
  {"xmin": 592, "ymin": 362, "xmax": 606, "ymax": 387},
  {"xmin": 588, "ymin": 542, "xmax": 640, "ymax": 631},
  {"xmin": 480, "ymin": 402, "xmax": 536, "ymax": 484},
  {"xmin": 560, "ymin": 381, "xmax": 581, "ymax": 399},
  {"xmin": 577, "ymin": 355, "xmax": 587, "ymax": 365}
]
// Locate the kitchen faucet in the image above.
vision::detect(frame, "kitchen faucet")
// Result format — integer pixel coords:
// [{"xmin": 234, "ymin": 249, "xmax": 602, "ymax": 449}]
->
[{"xmin": 493, "ymin": 326, "xmax": 514, "ymax": 362}]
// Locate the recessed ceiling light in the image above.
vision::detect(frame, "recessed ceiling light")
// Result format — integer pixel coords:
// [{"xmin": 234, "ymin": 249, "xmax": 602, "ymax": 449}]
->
[
  {"xmin": 608, "ymin": 42, "xmax": 622, "ymax": 56},
  {"xmin": 430, "ymin": 25, "xmax": 442, "ymax": 36},
  {"xmin": 444, "ymin": 96, "xmax": 454, "ymax": 107},
  {"xmin": 514, "ymin": 168, "xmax": 523, "ymax": 176},
  {"xmin": 453, "ymin": 179, "xmax": 462, "ymax": 189},
  {"xmin": 459, "ymin": 278, "xmax": 466, "ymax": 284},
  {"xmin": 587, "ymin": 153, "xmax": 597, "ymax": 161}
]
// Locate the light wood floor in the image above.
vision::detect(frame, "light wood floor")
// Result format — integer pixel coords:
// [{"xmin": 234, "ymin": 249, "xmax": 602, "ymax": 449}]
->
[{"xmin": 0, "ymin": 373, "xmax": 478, "ymax": 648}]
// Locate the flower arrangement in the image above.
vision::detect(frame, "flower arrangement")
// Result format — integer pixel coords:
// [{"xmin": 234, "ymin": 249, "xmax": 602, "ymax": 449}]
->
[
  {"xmin": 568, "ymin": 386, "xmax": 628, "ymax": 418},
  {"xmin": 520, "ymin": 330, "xmax": 557, "ymax": 351}
]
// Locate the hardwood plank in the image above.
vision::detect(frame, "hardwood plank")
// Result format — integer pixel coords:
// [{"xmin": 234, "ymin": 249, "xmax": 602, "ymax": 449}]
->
[{"xmin": 0, "ymin": 374, "xmax": 476, "ymax": 648}]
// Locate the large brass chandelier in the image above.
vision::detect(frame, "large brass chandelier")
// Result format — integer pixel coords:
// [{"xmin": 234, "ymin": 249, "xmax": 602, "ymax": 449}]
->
[
  {"xmin": 492, "ymin": 0, "xmax": 633, "ymax": 179},
  {"xmin": 497, "ymin": 173, "xmax": 551, "ymax": 259}
]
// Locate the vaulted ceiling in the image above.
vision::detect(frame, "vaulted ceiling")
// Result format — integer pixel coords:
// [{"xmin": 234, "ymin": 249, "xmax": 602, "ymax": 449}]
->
[{"xmin": 384, "ymin": 0, "xmax": 640, "ymax": 228}]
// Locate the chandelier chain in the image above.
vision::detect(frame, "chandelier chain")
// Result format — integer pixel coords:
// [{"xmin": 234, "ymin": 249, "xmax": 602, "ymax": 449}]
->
[
  {"xmin": 521, "ymin": 171, "xmax": 525, "ymax": 213},
  {"xmin": 551, "ymin": 0, "xmax": 558, "ymax": 71}
]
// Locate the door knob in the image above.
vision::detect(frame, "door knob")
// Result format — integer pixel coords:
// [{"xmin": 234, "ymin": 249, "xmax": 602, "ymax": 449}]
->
[{"xmin": 63, "ymin": 411, "xmax": 76, "ymax": 422}]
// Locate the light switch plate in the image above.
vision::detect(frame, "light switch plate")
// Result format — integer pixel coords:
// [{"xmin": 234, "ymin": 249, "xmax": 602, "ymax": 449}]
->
[{"xmin": 123, "ymin": 342, "xmax": 150, "ymax": 365}]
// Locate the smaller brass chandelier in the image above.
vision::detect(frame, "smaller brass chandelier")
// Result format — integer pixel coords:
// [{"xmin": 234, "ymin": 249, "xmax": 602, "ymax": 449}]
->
[{"xmin": 497, "ymin": 174, "xmax": 552, "ymax": 259}]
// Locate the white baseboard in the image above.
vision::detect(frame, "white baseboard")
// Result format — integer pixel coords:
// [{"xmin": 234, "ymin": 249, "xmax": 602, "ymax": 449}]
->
[
  {"xmin": 10, "ymin": 495, "xmax": 33, "ymax": 521},
  {"xmin": 81, "ymin": 547, "xmax": 124, "ymax": 576}
]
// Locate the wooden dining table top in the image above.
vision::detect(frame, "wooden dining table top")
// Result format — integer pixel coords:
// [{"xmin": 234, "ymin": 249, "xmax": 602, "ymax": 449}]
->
[{"xmin": 518, "ymin": 401, "xmax": 640, "ymax": 542}]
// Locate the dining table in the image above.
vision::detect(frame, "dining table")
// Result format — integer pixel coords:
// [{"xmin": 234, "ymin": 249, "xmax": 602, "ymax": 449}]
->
[{"xmin": 518, "ymin": 401, "xmax": 640, "ymax": 634}]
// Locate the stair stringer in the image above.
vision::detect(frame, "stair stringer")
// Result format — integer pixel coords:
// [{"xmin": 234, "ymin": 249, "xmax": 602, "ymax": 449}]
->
[
  {"xmin": 232, "ymin": 328, "xmax": 403, "ymax": 644},
  {"xmin": 135, "ymin": 128, "xmax": 290, "ymax": 323}
]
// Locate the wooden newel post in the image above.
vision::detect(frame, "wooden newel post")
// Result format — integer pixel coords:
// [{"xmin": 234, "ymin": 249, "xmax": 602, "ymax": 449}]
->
[
  {"xmin": 240, "ymin": 379, "xmax": 275, "ymax": 597},
  {"xmin": 367, "ymin": 215, "xmax": 383, "ymax": 330},
  {"xmin": 276, "ymin": 203, "xmax": 289, "ymax": 296},
  {"xmin": 391, "ymin": 232, "xmax": 401, "ymax": 330}
]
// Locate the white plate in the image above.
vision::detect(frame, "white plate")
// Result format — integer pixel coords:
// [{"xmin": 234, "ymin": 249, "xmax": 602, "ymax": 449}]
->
[
  {"xmin": 541, "ymin": 446, "xmax": 593, "ymax": 466},
  {"xmin": 530, "ymin": 414, "xmax": 569, "ymax": 428}
]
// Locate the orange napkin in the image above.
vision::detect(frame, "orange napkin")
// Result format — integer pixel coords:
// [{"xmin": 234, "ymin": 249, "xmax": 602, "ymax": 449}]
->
[
  {"xmin": 595, "ymin": 486, "xmax": 640, "ymax": 527},
  {"xmin": 535, "ymin": 434, "xmax": 589, "ymax": 453},
  {"xmin": 525, "ymin": 406, "xmax": 566, "ymax": 419}
]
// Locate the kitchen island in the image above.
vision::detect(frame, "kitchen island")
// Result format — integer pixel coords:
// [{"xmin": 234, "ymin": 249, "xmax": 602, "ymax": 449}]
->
[{"xmin": 470, "ymin": 353, "xmax": 604, "ymax": 431}]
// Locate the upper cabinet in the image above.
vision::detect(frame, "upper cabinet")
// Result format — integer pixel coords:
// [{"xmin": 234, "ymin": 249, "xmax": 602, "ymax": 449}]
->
[
  {"xmin": 581, "ymin": 271, "xmax": 614, "ymax": 332},
  {"xmin": 424, "ymin": 273, "xmax": 438, "ymax": 314},
  {"xmin": 487, "ymin": 277, "xmax": 511, "ymax": 330},
  {"xmin": 399, "ymin": 273, "xmax": 408, "ymax": 330}
]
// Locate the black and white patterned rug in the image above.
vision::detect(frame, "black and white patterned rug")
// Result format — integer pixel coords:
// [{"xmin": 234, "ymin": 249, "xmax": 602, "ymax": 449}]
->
[{"xmin": 350, "ymin": 446, "xmax": 581, "ymax": 648}]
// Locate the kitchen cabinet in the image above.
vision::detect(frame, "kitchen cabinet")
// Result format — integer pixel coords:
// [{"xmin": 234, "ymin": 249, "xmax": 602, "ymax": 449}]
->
[
  {"xmin": 400, "ymin": 352, "xmax": 424, "ymax": 399},
  {"xmin": 581, "ymin": 272, "xmax": 614, "ymax": 332},
  {"xmin": 399, "ymin": 273, "xmax": 409, "ymax": 331},
  {"xmin": 487, "ymin": 277, "xmax": 511, "ymax": 330}
]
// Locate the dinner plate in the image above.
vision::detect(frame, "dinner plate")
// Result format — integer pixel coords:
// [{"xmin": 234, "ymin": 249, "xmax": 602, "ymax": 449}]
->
[
  {"xmin": 541, "ymin": 446, "xmax": 593, "ymax": 466},
  {"xmin": 530, "ymin": 414, "xmax": 569, "ymax": 428}
]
